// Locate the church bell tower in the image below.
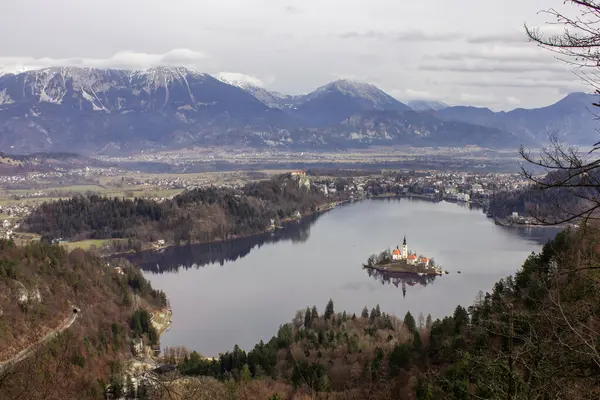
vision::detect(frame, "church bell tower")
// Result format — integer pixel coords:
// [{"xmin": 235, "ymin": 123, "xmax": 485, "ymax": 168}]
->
[{"xmin": 401, "ymin": 236, "xmax": 408, "ymax": 259}]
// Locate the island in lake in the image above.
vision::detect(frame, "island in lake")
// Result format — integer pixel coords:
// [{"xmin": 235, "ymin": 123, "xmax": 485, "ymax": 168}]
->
[{"xmin": 363, "ymin": 236, "xmax": 443, "ymax": 276}]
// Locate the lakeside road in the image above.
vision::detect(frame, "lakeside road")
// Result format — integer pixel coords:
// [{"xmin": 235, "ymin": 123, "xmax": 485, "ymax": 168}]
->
[{"xmin": 0, "ymin": 310, "xmax": 78, "ymax": 373}]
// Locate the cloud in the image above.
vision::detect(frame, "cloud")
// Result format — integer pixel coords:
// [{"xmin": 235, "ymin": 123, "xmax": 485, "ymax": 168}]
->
[
  {"xmin": 444, "ymin": 77, "xmax": 587, "ymax": 93},
  {"xmin": 466, "ymin": 32, "xmax": 530, "ymax": 45},
  {"xmin": 434, "ymin": 47, "xmax": 554, "ymax": 63},
  {"xmin": 283, "ymin": 5, "xmax": 303, "ymax": 13},
  {"xmin": 215, "ymin": 72, "xmax": 266, "ymax": 87},
  {"xmin": 338, "ymin": 30, "xmax": 532, "ymax": 45},
  {"xmin": 419, "ymin": 60, "xmax": 570, "ymax": 74},
  {"xmin": 338, "ymin": 29, "xmax": 462, "ymax": 42},
  {"xmin": 459, "ymin": 93, "xmax": 497, "ymax": 106},
  {"xmin": 402, "ymin": 89, "xmax": 443, "ymax": 101},
  {"xmin": 506, "ymin": 96, "xmax": 522, "ymax": 105},
  {"xmin": 0, "ymin": 49, "xmax": 209, "ymax": 73}
]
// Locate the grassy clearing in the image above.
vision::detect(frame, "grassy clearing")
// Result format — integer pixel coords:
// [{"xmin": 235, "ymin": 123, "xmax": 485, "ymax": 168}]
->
[{"xmin": 61, "ymin": 238, "xmax": 128, "ymax": 251}]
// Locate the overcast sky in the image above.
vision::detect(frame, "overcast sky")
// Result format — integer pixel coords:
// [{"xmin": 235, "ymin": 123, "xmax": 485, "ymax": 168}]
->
[{"xmin": 0, "ymin": 0, "xmax": 590, "ymax": 110}]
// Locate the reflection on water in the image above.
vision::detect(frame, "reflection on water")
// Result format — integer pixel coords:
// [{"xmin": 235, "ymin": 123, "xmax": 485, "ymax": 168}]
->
[
  {"xmin": 133, "ymin": 198, "xmax": 563, "ymax": 355},
  {"xmin": 125, "ymin": 213, "xmax": 321, "ymax": 273},
  {"xmin": 366, "ymin": 268, "xmax": 437, "ymax": 298}
]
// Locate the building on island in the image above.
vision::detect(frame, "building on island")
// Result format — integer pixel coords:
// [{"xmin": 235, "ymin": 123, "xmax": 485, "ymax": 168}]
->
[{"xmin": 391, "ymin": 236, "xmax": 430, "ymax": 267}]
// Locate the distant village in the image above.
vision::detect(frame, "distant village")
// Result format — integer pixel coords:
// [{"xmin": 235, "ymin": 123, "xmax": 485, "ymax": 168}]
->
[{"xmin": 0, "ymin": 167, "xmax": 534, "ymax": 241}]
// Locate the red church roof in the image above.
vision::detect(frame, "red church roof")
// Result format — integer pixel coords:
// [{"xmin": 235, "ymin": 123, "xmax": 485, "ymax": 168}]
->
[
  {"xmin": 392, "ymin": 248, "xmax": 401, "ymax": 255},
  {"xmin": 408, "ymin": 254, "xmax": 417, "ymax": 260}
]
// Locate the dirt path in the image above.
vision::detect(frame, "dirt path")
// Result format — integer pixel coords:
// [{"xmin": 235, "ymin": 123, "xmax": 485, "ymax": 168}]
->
[{"xmin": 0, "ymin": 310, "xmax": 79, "ymax": 373}]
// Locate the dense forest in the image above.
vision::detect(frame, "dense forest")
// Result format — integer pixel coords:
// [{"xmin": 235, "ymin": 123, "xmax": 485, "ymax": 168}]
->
[
  {"xmin": 147, "ymin": 226, "xmax": 599, "ymax": 399},
  {"xmin": 0, "ymin": 239, "xmax": 167, "ymax": 400},
  {"xmin": 21, "ymin": 174, "xmax": 329, "ymax": 246}
]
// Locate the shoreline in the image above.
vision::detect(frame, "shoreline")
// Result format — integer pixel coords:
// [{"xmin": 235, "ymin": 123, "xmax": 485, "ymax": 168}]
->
[
  {"xmin": 103, "ymin": 199, "xmax": 351, "ymax": 258},
  {"xmin": 363, "ymin": 262, "xmax": 443, "ymax": 276},
  {"xmin": 493, "ymin": 217, "xmax": 571, "ymax": 229}
]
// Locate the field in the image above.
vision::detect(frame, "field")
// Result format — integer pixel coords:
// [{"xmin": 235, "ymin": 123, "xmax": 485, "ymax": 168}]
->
[{"xmin": 60, "ymin": 239, "xmax": 117, "ymax": 251}]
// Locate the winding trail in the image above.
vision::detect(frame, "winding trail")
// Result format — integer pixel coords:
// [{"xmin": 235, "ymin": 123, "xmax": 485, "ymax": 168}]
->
[{"xmin": 0, "ymin": 310, "xmax": 79, "ymax": 373}]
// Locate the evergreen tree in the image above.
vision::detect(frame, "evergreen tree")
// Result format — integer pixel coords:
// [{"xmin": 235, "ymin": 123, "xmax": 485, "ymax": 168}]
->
[
  {"xmin": 304, "ymin": 307, "xmax": 311, "ymax": 329},
  {"xmin": 361, "ymin": 306, "xmax": 369, "ymax": 319},
  {"xmin": 425, "ymin": 314, "xmax": 433, "ymax": 330},
  {"xmin": 413, "ymin": 331, "xmax": 422, "ymax": 352},
  {"xmin": 311, "ymin": 306, "xmax": 319, "ymax": 321},
  {"xmin": 453, "ymin": 305, "xmax": 469, "ymax": 332},
  {"xmin": 109, "ymin": 376, "xmax": 123, "ymax": 399},
  {"xmin": 324, "ymin": 298, "xmax": 335, "ymax": 320},
  {"xmin": 404, "ymin": 311, "xmax": 417, "ymax": 333}
]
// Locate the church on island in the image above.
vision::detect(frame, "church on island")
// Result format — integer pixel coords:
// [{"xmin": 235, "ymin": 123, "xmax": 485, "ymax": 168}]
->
[{"xmin": 391, "ymin": 237, "xmax": 430, "ymax": 267}]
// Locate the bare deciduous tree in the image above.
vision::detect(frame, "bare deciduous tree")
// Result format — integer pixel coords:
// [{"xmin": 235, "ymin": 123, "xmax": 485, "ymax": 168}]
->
[{"xmin": 519, "ymin": 1, "xmax": 600, "ymax": 225}]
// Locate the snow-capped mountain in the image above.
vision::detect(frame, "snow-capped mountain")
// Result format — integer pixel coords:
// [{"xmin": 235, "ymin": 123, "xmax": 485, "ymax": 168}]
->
[
  {"xmin": 408, "ymin": 100, "xmax": 449, "ymax": 111},
  {"xmin": 215, "ymin": 72, "xmax": 297, "ymax": 109},
  {"xmin": 0, "ymin": 66, "xmax": 269, "ymax": 114},
  {"xmin": 0, "ymin": 67, "xmax": 292, "ymax": 154},
  {"xmin": 0, "ymin": 66, "xmax": 584, "ymax": 155},
  {"xmin": 293, "ymin": 79, "xmax": 411, "ymax": 126}
]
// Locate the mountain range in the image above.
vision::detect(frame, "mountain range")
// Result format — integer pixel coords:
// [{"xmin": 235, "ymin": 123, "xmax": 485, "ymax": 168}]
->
[{"xmin": 0, "ymin": 66, "xmax": 596, "ymax": 155}]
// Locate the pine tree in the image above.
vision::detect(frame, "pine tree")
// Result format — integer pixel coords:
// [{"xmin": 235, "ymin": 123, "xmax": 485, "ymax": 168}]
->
[
  {"xmin": 413, "ymin": 331, "xmax": 422, "ymax": 351},
  {"xmin": 311, "ymin": 305, "xmax": 319, "ymax": 321},
  {"xmin": 304, "ymin": 307, "xmax": 311, "ymax": 329},
  {"xmin": 425, "ymin": 314, "xmax": 433, "ymax": 330},
  {"xmin": 453, "ymin": 305, "xmax": 469, "ymax": 332},
  {"xmin": 324, "ymin": 298, "xmax": 335, "ymax": 320},
  {"xmin": 404, "ymin": 311, "xmax": 417, "ymax": 333},
  {"xmin": 361, "ymin": 306, "xmax": 369, "ymax": 319}
]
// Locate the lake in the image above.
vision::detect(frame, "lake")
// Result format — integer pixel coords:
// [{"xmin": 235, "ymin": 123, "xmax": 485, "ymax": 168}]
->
[{"xmin": 131, "ymin": 198, "xmax": 559, "ymax": 356}]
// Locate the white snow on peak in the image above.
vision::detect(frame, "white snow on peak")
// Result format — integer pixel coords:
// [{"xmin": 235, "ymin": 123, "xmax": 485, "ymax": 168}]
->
[
  {"xmin": 408, "ymin": 100, "xmax": 449, "ymax": 111},
  {"xmin": 215, "ymin": 72, "xmax": 265, "ymax": 89},
  {"xmin": 307, "ymin": 79, "xmax": 400, "ymax": 108}
]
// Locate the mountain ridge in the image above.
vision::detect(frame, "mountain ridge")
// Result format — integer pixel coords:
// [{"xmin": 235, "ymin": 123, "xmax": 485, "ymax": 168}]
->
[{"xmin": 0, "ymin": 66, "xmax": 595, "ymax": 155}]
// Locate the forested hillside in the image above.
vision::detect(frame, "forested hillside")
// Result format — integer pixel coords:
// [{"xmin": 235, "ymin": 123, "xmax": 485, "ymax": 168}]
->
[
  {"xmin": 150, "ymin": 227, "xmax": 599, "ymax": 399},
  {"xmin": 488, "ymin": 169, "xmax": 591, "ymax": 224},
  {"xmin": 20, "ymin": 174, "xmax": 328, "ymax": 246},
  {"xmin": 0, "ymin": 239, "xmax": 167, "ymax": 400}
]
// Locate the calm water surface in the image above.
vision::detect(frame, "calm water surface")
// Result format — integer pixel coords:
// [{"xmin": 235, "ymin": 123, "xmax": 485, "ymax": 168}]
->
[{"xmin": 131, "ymin": 199, "xmax": 558, "ymax": 356}]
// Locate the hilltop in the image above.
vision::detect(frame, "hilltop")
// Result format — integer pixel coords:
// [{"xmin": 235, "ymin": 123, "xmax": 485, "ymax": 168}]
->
[{"xmin": 0, "ymin": 240, "xmax": 167, "ymax": 399}]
